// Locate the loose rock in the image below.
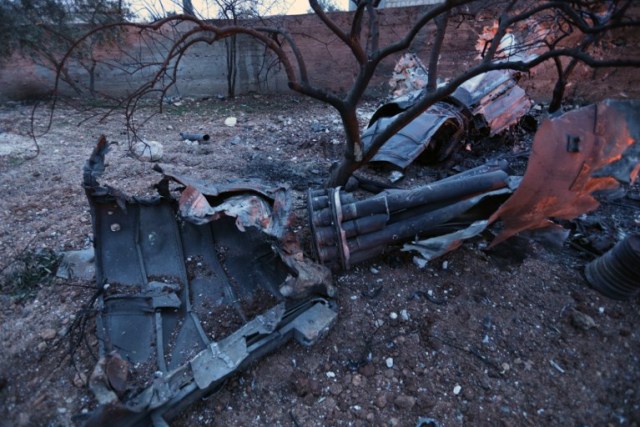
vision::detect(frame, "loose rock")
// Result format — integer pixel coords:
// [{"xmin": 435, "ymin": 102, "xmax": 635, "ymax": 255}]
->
[
  {"xmin": 73, "ymin": 372, "xmax": 87, "ymax": 388},
  {"xmin": 570, "ymin": 309, "xmax": 597, "ymax": 330},
  {"xmin": 394, "ymin": 394, "xmax": 416, "ymax": 409},
  {"xmin": 352, "ymin": 374, "xmax": 364, "ymax": 387},
  {"xmin": 375, "ymin": 393, "xmax": 388, "ymax": 409},
  {"xmin": 40, "ymin": 328, "xmax": 57, "ymax": 340},
  {"xmin": 132, "ymin": 140, "xmax": 163, "ymax": 161}
]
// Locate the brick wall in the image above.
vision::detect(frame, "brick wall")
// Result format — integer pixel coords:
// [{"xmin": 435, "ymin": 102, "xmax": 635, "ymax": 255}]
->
[{"xmin": 1, "ymin": 6, "xmax": 638, "ymax": 103}]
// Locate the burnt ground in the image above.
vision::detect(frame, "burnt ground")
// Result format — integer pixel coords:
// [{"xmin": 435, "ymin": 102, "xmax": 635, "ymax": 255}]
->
[{"xmin": 0, "ymin": 94, "xmax": 639, "ymax": 427}]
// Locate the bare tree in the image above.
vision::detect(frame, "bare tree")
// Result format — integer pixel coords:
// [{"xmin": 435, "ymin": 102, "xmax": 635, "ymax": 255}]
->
[
  {"xmin": 49, "ymin": 0, "xmax": 640, "ymax": 186},
  {"xmin": 212, "ymin": 0, "xmax": 260, "ymax": 98},
  {"xmin": 0, "ymin": 0, "xmax": 129, "ymax": 98}
]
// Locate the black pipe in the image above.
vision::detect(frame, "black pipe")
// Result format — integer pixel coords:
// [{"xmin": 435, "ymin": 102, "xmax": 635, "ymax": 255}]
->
[
  {"xmin": 346, "ymin": 195, "xmax": 493, "ymax": 255},
  {"xmin": 585, "ymin": 234, "xmax": 640, "ymax": 300},
  {"xmin": 378, "ymin": 170, "xmax": 508, "ymax": 212},
  {"xmin": 180, "ymin": 132, "xmax": 210, "ymax": 142},
  {"xmin": 437, "ymin": 160, "xmax": 509, "ymax": 184},
  {"xmin": 341, "ymin": 170, "xmax": 508, "ymax": 220},
  {"xmin": 342, "ymin": 213, "xmax": 390, "ymax": 238}
]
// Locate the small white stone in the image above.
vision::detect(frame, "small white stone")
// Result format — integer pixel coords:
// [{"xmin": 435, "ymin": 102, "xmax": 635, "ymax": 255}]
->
[
  {"xmin": 453, "ymin": 384, "xmax": 462, "ymax": 395},
  {"xmin": 224, "ymin": 117, "xmax": 237, "ymax": 127},
  {"xmin": 370, "ymin": 267, "xmax": 380, "ymax": 274},
  {"xmin": 133, "ymin": 140, "xmax": 163, "ymax": 162},
  {"xmin": 326, "ymin": 371, "xmax": 336, "ymax": 378},
  {"xmin": 400, "ymin": 309, "xmax": 410, "ymax": 321},
  {"xmin": 442, "ymin": 260, "xmax": 449, "ymax": 270},
  {"xmin": 385, "ymin": 357, "xmax": 394, "ymax": 368},
  {"xmin": 389, "ymin": 312, "xmax": 398, "ymax": 320}
]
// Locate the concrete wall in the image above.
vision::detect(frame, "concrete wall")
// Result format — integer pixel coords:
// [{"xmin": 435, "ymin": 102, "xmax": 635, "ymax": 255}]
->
[{"xmin": 1, "ymin": 6, "xmax": 638, "ymax": 103}]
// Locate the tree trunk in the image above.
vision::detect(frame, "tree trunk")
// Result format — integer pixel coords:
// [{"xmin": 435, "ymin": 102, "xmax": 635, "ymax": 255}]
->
[
  {"xmin": 326, "ymin": 108, "xmax": 362, "ymax": 187},
  {"xmin": 548, "ymin": 77, "xmax": 566, "ymax": 113},
  {"xmin": 549, "ymin": 58, "xmax": 579, "ymax": 113},
  {"xmin": 427, "ymin": 10, "xmax": 449, "ymax": 92}
]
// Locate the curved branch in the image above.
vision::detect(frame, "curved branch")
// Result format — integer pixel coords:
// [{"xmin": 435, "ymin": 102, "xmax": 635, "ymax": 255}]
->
[
  {"xmin": 427, "ymin": 10, "xmax": 449, "ymax": 92},
  {"xmin": 350, "ymin": 1, "xmax": 366, "ymax": 43},
  {"xmin": 366, "ymin": 2, "xmax": 380, "ymax": 55},
  {"xmin": 309, "ymin": 0, "xmax": 366, "ymax": 63},
  {"xmin": 377, "ymin": 0, "xmax": 476, "ymax": 59},
  {"xmin": 255, "ymin": 26, "xmax": 310, "ymax": 84}
]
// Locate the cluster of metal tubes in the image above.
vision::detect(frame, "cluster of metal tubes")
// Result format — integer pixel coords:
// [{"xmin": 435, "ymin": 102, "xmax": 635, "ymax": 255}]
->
[{"xmin": 308, "ymin": 162, "xmax": 511, "ymax": 270}]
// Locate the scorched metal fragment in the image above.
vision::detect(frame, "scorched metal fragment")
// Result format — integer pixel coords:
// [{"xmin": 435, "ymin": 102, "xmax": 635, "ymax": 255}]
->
[
  {"xmin": 80, "ymin": 137, "xmax": 336, "ymax": 427},
  {"xmin": 489, "ymin": 99, "xmax": 640, "ymax": 246}
]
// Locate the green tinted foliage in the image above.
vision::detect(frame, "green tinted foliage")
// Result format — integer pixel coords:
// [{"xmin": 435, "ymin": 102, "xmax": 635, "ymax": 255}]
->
[{"xmin": 1, "ymin": 248, "xmax": 61, "ymax": 302}]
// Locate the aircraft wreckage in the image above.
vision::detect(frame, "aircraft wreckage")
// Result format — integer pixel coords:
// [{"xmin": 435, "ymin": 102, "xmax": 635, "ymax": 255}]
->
[
  {"xmin": 75, "ymin": 98, "xmax": 639, "ymax": 426},
  {"xmin": 72, "ymin": 63, "xmax": 640, "ymax": 424}
]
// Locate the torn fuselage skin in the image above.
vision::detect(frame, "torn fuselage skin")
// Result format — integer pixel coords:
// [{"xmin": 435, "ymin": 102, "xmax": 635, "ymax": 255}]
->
[{"xmin": 81, "ymin": 139, "xmax": 336, "ymax": 426}]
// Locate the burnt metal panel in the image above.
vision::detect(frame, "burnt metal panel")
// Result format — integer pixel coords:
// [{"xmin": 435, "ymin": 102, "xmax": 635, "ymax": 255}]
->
[
  {"xmin": 362, "ymin": 101, "xmax": 466, "ymax": 169},
  {"xmin": 82, "ymin": 138, "xmax": 336, "ymax": 426},
  {"xmin": 363, "ymin": 68, "xmax": 531, "ymax": 170},
  {"xmin": 489, "ymin": 99, "xmax": 640, "ymax": 246}
]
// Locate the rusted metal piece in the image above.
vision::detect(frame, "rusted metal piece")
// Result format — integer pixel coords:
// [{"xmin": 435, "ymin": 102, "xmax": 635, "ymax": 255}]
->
[
  {"xmin": 309, "ymin": 163, "xmax": 513, "ymax": 270},
  {"xmin": 452, "ymin": 70, "xmax": 532, "ymax": 136},
  {"xmin": 362, "ymin": 101, "xmax": 468, "ymax": 169},
  {"xmin": 403, "ymin": 220, "xmax": 491, "ymax": 268},
  {"xmin": 585, "ymin": 234, "xmax": 640, "ymax": 300},
  {"xmin": 156, "ymin": 169, "xmax": 333, "ymax": 297},
  {"xmin": 81, "ymin": 138, "xmax": 337, "ymax": 426},
  {"xmin": 489, "ymin": 99, "xmax": 640, "ymax": 246},
  {"xmin": 363, "ymin": 54, "xmax": 532, "ymax": 171}
]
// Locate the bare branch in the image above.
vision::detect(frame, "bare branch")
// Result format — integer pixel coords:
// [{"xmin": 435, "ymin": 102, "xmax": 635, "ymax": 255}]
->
[
  {"xmin": 427, "ymin": 9, "xmax": 449, "ymax": 92},
  {"xmin": 309, "ymin": 0, "xmax": 366, "ymax": 63},
  {"xmin": 366, "ymin": 1, "xmax": 380, "ymax": 54},
  {"xmin": 378, "ymin": 0, "xmax": 476, "ymax": 59}
]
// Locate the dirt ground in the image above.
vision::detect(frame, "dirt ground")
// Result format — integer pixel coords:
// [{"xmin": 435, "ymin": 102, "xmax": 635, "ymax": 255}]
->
[{"xmin": 0, "ymin": 94, "xmax": 639, "ymax": 427}]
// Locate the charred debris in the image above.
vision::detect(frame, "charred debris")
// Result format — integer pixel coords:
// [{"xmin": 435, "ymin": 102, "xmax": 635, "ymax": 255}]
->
[
  {"xmin": 73, "ymin": 61, "xmax": 639, "ymax": 425},
  {"xmin": 81, "ymin": 137, "xmax": 337, "ymax": 426}
]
